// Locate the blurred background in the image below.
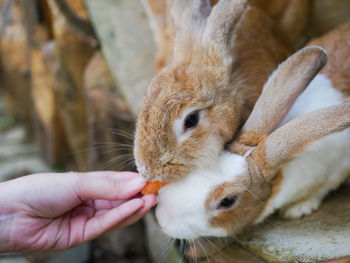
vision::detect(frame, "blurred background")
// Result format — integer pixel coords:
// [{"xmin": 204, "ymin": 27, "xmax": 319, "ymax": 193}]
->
[
  {"xmin": 0, "ymin": 0, "xmax": 153, "ymax": 262},
  {"xmin": 1, "ymin": 0, "xmax": 350, "ymax": 263}
]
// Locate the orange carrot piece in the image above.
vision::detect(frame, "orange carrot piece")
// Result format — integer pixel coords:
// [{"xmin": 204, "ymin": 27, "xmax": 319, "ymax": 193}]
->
[{"xmin": 141, "ymin": 181, "xmax": 168, "ymax": 195}]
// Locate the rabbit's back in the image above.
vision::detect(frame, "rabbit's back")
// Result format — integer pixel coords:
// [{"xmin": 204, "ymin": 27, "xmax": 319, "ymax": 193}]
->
[
  {"xmin": 256, "ymin": 23, "xmax": 350, "ymax": 221},
  {"xmin": 256, "ymin": 74, "xmax": 350, "ymax": 222}
]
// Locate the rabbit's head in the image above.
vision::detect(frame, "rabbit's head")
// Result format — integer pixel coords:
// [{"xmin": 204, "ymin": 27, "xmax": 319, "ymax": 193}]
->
[
  {"xmin": 134, "ymin": 0, "xmax": 250, "ymax": 182},
  {"xmin": 156, "ymin": 46, "xmax": 350, "ymax": 239}
]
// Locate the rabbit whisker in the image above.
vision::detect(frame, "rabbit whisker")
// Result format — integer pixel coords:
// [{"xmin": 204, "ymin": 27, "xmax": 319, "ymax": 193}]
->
[
  {"xmin": 104, "ymin": 153, "xmax": 134, "ymax": 167},
  {"xmin": 108, "ymin": 128, "xmax": 135, "ymax": 140},
  {"xmin": 189, "ymin": 239, "xmax": 198, "ymax": 263},
  {"xmin": 197, "ymin": 239, "xmax": 211, "ymax": 263},
  {"xmin": 94, "ymin": 141, "xmax": 133, "ymax": 148}
]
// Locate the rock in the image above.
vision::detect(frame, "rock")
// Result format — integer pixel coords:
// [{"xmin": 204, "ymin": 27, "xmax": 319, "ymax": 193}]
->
[
  {"xmin": 0, "ymin": 126, "xmax": 26, "ymax": 144},
  {"xmin": 0, "ymin": 257, "xmax": 30, "ymax": 263},
  {"xmin": 0, "ymin": 126, "xmax": 49, "ymax": 182},
  {"xmin": 186, "ymin": 240, "xmax": 265, "ymax": 263},
  {"xmin": 0, "ymin": 157, "xmax": 49, "ymax": 182},
  {"xmin": 90, "ymin": 222, "xmax": 150, "ymax": 263},
  {"xmin": 47, "ymin": 243, "xmax": 90, "ymax": 263},
  {"xmin": 84, "ymin": 0, "xmax": 156, "ymax": 115},
  {"xmin": 237, "ymin": 185, "xmax": 350, "ymax": 262},
  {"xmin": 24, "ymin": 243, "xmax": 90, "ymax": 263},
  {"xmin": 319, "ymin": 256, "xmax": 350, "ymax": 263}
]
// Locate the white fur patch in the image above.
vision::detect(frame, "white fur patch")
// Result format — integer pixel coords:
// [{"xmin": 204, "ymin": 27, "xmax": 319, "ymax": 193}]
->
[
  {"xmin": 256, "ymin": 74, "xmax": 350, "ymax": 222},
  {"xmin": 281, "ymin": 74, "xmax": 343, "ymax": 124},
  {"xmin": 156, "ymin": 152, "xmax": 247, "ymax": 239}
]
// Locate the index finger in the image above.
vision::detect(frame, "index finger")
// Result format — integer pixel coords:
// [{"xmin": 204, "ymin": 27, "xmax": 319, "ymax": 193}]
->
[
  {"xmin": 84, "ymin": 171, "xmax": 140, "ymax": 181},
  {"xmin": 72, "ymin": 172, "xmax": 146, "ymax": 201}
]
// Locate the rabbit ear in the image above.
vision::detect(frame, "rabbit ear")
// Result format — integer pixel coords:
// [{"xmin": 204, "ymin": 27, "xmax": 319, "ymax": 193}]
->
[
  {"xmin": 141, "ymin": 0, "xmax": 168, "ymax": 48},
  {"xmin": 203, "ymin": 0, "xmax": 248, "ymax": 59},
  {"xmin": 141, "ymin": 0, "xmax": 174, "ymax": 71},
  {"xmin": 252, "ymin": 103, "xmax": 350, "ymax": 182},
  {"xmin": 171, "ymin": 0, "xmax": 211, "ymax": 60},
  {"xmin": 237, "ymin": 46, "xmax": 328, "ymax": 146}
]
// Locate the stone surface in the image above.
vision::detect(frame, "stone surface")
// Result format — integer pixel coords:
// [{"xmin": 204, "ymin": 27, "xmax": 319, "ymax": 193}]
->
[
  {"xmin": 207, "ymin": 244, "xmax": 265, "ymax": 263},
  {"xmin": 0, "ymin": 126, "xmax": 49, "ymax": 182},
  {"xmin": 47, "ymin": 243, "xmax": 90, "ymax": 263},
  {"xmin": 186, "ymin": 240, "xmax": 266, "ymax": 263},
  {"xmin": 0, "ymin": 257, "xmax": 30, "ymax": 263},
  {"xmin": 320, "ymin": 256, "xmax": 350, "ymax": 263},
  {"xmin": 237, "ymin": 185, "xmax": 350, "ymax": 262},
  {"xmin": 84, "ymin": 0, "xmax": 156, "ymax": 116},
  {"xmin": 90, "ymin": 223, "xmax": 150, "ymax": 263},
  {"xmin": 23, "ymin": 244, "xmax": 90, "ymax": 263}
]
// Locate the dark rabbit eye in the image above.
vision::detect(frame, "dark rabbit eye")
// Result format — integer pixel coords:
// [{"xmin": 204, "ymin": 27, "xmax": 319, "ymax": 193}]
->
[
  {"xmin": 218, "ymin": 195, "xmax": 237, "ymax": 209},
  {"xmin": 184, "ymin": 111, "xmax": 200, "ymax": 131}
]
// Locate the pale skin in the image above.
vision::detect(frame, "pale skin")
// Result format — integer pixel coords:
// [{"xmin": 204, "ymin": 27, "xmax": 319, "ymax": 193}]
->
[{"xmin": 0, "ymin": 171, "xmax": 157, "ymax": 253}]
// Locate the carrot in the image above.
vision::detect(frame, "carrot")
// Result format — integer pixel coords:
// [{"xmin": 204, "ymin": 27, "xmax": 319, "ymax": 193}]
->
[{"xmin": 141, "ymin": 181, "xmax": 168, "ymax": 195}]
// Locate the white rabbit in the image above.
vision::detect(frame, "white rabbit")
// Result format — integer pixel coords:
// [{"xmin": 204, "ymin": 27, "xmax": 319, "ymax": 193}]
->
[{"xmin": 156, "ymin": 42, "xmax": 350, "ymax": 238}]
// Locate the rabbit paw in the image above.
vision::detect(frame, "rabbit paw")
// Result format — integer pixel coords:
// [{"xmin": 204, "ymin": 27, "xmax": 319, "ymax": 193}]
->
[{"xmin": 282, "ymin": 197, "xmax": 321, "ymax": 219}]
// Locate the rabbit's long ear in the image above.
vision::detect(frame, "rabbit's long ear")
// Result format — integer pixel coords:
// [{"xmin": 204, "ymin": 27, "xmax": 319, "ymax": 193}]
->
[
  {"xmin": 141, "ymin": 0, "xmax": 174, "ymax": 72},
  {"xmin": 237, "ymin": 46, "xmax": 328, "ymax": 146},
  {"xmin": 171, "ymin": 0, "xmax": 211, "ymax": 60},
  {"xmin": 203, "ymin": 0, "xmax": 248, "ymax": 59},
  {"xmin": 253, "ymin": 103, "xmax": 350, "ymax": 182}
]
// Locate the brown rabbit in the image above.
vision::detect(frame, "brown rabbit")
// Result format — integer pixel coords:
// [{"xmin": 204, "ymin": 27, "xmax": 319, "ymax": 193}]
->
[
  {"xmin": 155, "ymin": 46, "xmax": 350, "ymax": 238},
  {"xmin": 134, "ymin": 0, "xmax": 294, "ymax": 182},
  {"xmin": 141, "ymin": 0, "xmax": 312, "ymax": 72}
]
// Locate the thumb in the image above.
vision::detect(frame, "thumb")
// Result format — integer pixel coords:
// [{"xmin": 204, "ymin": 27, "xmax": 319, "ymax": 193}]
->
[{"xmin": 72, "ymin": 172, "xmax": 146, "ymax": 201}]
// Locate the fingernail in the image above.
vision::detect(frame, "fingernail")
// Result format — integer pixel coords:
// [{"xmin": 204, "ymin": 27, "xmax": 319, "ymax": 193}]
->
[
  {"xmin": 130, "ymin": 176, "xmax": 146, "ymax": 187},
  {"xmin": 135, "ymin": 198, "xmax": 145, "ymax": 207}
]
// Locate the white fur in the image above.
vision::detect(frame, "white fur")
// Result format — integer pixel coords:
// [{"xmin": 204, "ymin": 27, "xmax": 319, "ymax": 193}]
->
[
  {"xmin": 156, "ymin": 152, "xmax": 247, "ymax": 239},
  {"xmin": 157, "ymin": 74, "xmax": 350, "ymax": 238},
  {"xmin": 256, "ymin": 74, "xmax": 350, "ymax": 222}
]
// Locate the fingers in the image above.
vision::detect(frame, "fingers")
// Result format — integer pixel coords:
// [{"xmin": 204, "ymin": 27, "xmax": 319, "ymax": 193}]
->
[
  {"xmin": 83, "ymin": 198, "xmax": 145, "ymax": 241},
  {"xmin": 72, "ymin": 172, "xmax": 146, "ymax": 201},
  {"xmin": 93, "ymin": 199, "xmax": 128, "ymax": 210},
  {"xmin": 84, "ymin": 171, "xmax": 140, "ymax": 181},
  {"xmin": 116, "ymin": 194, "xmax": 157, "ymax": 229}
]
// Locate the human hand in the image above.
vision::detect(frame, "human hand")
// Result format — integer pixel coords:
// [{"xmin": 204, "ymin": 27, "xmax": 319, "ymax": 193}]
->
[{"xmin": 0, "ymin": 171, "xmax": 156, "ymax": 253}]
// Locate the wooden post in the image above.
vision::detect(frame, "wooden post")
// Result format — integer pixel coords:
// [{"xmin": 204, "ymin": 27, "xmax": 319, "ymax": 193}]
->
[
  {"xmin": 46, "ymin": 0, "xmax": 96, "ymax": 170},
  {"xmin": 84, "ymin": 51, "xmax": 135, "ymax": 171},
  {"xmin": 0, "ymin": 0, "xmax": 35, "ymax": 133}
]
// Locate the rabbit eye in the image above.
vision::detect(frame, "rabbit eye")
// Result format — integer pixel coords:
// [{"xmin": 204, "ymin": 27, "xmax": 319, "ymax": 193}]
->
[
  {"xmin": 217, "ymin": 195, "xmax": 237, "ymax": 209},
  {"xmin": 184, "ymin": 110, "xmax": 200, "ymax": 131}
]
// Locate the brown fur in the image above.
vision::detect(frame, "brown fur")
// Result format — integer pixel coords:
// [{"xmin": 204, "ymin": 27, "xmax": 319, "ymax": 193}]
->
[
  {"xmin": 263, "ymin": 103, "xmax": 350, "ymax": 177},
  {"xmin": 252, "ymin": 0, "xmax": 313, "ymax": 47},
  {"xmin": 308, "ymin": 21, "xmax": 350, "ymax": 98},
  {"xmin": 144, "ymin": 0, "xmax": 311, "ymax": 72},
  {"xmin": 135, "ymin": 0, "xmax": 292, "ymax": 182},
  {"xmin": 229, "ymin": 141, "xmax": 253, "ymax": 156},
  {"xmin": 239, "ymin": 46, "xmax": 327, "ymax": 137},
  {"xmin": 209, "ymin": 99, "xmax": 350, "ymax": 234},
  {"xmin": 235, "ymin": 131, "xmax": 265, "ymax": 147},
  {"xmin": 209, "ymin": 160, "xmax": 271, "ymax": 234},
  {"xmin": 207, "ymin": 43, "xmax": 350, "ymax": 234},
  {"xmin": 141, "ymin": 0, "xmax": 174, "ymax": 72}
]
